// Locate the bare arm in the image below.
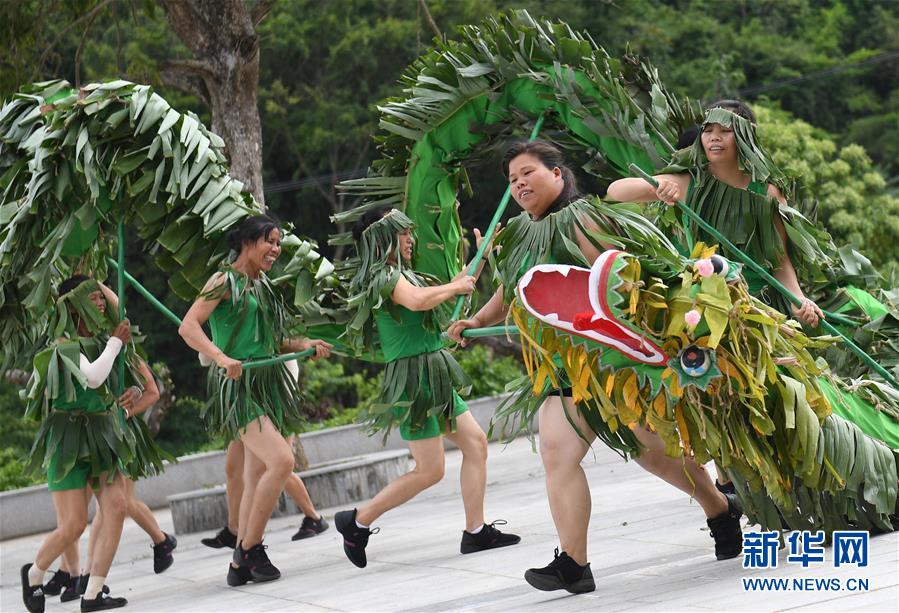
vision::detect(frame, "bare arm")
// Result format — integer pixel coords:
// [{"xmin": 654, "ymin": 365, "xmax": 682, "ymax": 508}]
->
[
  {"xmin": 574, "ymin": 214, "xmax": 606, "ymax": 264},
  {"xmin": 768, "ymin": 185, "xmax": 823, "ymax": 326},
  {"xmin": 391, "ymin": 274, "xmax": 475, "ymax": 312},
  {"xmin": 452, "ymin": 227, "xmax": 496, "ymax": 281},
  {"xmin": 178, "ymin": 273, "xmax": 243, "ymax": 379},
  {"xmin": 446, "ymin": 286, "xmax": 508, "ymax": 345},
  {"xmin": 281, "ymin": 337, "xmax": 333, "ymax": 360},
  {"xmin": 98, "ymin": 281, "xmax": 120, "ymax": 312},
  {"xmin": 607, "ymin": 173, "xmax": 690, "ymax": 204},
  {"xmin": 119, "ymin": 358, "xmax": 160, "ymax": 418}
]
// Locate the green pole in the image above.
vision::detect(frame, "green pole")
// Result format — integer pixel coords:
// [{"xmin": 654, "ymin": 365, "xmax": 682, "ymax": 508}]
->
[
  {"xmin": 106, "ymin": 257, "xmax": 183, "ymax": 327},
  {"xmin": 460, "ymin": 325, "xmax": 518, "ymax": 338},
  {"xmin": 117, "ymin": 220, "xmax": 126, "ymax": 394},
  {"xmin": 629, "ymin": 163, "xmax": 899, "ymax": 391},
  {"xmin": 450, "ymin": 113, "xmax": 547, "ymax": 321},
  {"xmin": 242, "ymin": 349, "xmax": 314, "ymax": 370}
]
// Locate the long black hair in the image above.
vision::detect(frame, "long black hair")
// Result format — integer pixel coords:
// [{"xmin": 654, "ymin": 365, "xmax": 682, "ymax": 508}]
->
[
  {"xmin": 226, "ymin": 215, "xmax": 281, "ymax": 253},
  {"xmin": 502, "ymin": 140, "xmax": 581, "ymax": 217},
  {"xmin": 58, "ymin": 274, "xmax": 90, "ymax": 297}
]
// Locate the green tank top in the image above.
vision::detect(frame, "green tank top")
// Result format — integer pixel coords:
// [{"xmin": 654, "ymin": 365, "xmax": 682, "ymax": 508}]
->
[
  {"xmin": 52, "ymin": 384, "xmax": 106, "ymax": 413},
  {"xmin": 375, "ymin": 306, "xmax": 444, "ymax": 361},
  {"xmin": 209, "ymin": 275, "xmax": 275, "ymax": 360}
]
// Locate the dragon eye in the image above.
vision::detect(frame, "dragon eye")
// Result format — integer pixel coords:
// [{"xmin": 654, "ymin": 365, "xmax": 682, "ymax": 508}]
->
[
  {"xmin": 710, "ymin": 254, "xmax": 729, "ymax": 276},
  {"xmin": 680, "ymin": 345, "xmax": 711, "ymax": 377}
]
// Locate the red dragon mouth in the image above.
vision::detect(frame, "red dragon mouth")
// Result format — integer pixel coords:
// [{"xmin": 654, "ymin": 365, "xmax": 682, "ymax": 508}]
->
[{"xmin": 517, "ymin": 251, "xmax": 666, "ymax": 365}]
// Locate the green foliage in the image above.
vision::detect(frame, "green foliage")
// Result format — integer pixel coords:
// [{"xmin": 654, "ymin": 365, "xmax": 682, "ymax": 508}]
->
[
  {"xmin": 756, "ymin": 105, "xmax": 899, "ymax": 274},
  {"xmin": 298, "ymin": 357, "xmax": 382, "ymax": 423},
  {"xmin": 0, "ymin": 0, "xmax": 895, "ymax": 453},
  {"xmin": 0, "ymin": 378, "xmax": 42, "ymax": 491},
  {"xmin": 453, "ymin": 345, "xmax": 524, "ymax": 398},
  {"xmin": 155, "ymin": 395, "xmax": 219, "ymax": 458}
]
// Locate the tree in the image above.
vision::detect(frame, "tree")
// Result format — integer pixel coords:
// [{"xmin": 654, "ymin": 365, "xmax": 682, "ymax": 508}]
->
[
  {"xmin": 757, "ymin": 104, "xmax": 899, "ymax": 275},
  {"xmin": 257, "ymin": 0, "xmax": 492, "ymax": 255},
  {"xmin": 158, "ymin": 0, "xmax": 273, "ymax": 202}
]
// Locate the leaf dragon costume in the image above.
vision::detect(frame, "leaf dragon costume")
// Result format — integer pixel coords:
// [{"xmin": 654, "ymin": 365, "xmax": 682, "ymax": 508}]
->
[
  {"xmin": 337, "ymin": 10, "xmax": 898, "ymax": 532},
  {"xmin": 24, "ymin": 278, "xmax": 171, "ymax": 490},
  {"xmin": 339, "ymin": 209, "xmax": 470, "ymax": 439},
  {"xmin": 0, "ymin": 79, "xmax": 335, "ymax": 471}
]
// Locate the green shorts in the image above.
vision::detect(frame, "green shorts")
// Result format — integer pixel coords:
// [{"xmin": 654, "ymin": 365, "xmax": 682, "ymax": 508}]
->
[
  {"xmin": 47, "ymin": 457, "xmax": 92, "ymax": 491},
  {"xmin": 397, "ymin": 392, "xmax": 469, "ymax": 441}
]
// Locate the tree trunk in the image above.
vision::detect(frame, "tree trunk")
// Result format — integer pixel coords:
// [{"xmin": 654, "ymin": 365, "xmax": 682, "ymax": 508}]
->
[
  {"xmin": 291, "ymin": 436, "xmax": 310, "ymax": 472},
  {"xmin": 158, "ymin": 0, "xmax": 270, "ymax": 203}
]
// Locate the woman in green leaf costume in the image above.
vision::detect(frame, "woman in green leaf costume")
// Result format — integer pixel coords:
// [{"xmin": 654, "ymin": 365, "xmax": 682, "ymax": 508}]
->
[
  {"xmin": 21, "ymin": 276, "xmax": 162, "ymax": 613},
  {"xmin": 608, "ymin": 99, "xmax": 899, "ymax": 457},
  {"xmin": 332, "ymin": 207, "xmax": 520, "ymax": 570},
  {"xmin": 609, "ymin": 100, "xmax": 824, "ymax": 326},
  {"xmin": 449, "ymin": 141, "xmax": 745, "ymax": 594},
  {"xmin": 179, "ymin": 215, "xmax": 332, "ymax": 586}
]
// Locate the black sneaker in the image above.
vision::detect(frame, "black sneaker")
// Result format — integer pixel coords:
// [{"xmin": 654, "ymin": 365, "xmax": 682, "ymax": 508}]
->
[
  {"xmin": 226, "ymin": 563, "xmax": 253, "ymax": 587},
  {"xmin": 153, "ymin": 532, "xmax": 178, "ymax": 574},
  {"xmin": 233, "ymin": 542, "xmax": 280, "ymax": 582},
  {"xmin": 460, "ymin": 520, "xmax": 521, "ymax": 554},
  {"xmin": 43, "ymin": 569, "xmax": 70, "ymax": 596},
  {"xmin": 70, "ymin": 574, "xmax": 109, "ymax": 599},
  {"xmin": 708, "ymin": 492, "xmax": 743, "ymax": 560},
  {"xmin": 334, "ymin": 509, "xmax": 379, "ymax": 569},
  {"xmin": 524, "ymin": 548, "xmax": 595, "ymax": 594},
  {"xmin": 20, "ymin": 563, "xmax": 45, "ymax": 613},
  {"xmin": 60, "ymin": 575, "xmax": 82, "ymax": 602},
  {"xmin": 292, "ymin": 515, "xmax": 330, "ymax": 541},
  {"xmin": 201, "ymin": 526, "xmax": 237, "ymax": 549},
  {"xmin": 80, "ymin": 593, "xmax": 127, "ymax": 612}
]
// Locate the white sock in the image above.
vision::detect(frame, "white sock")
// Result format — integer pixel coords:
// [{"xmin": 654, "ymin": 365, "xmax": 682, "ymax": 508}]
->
[
  {"xmin": 355, "ymin": 520, "xmax": 369, "ymax": 530},
  {"xmin": 469, "ymin": 523, "xmax": 485, "ymax": 534},
  {"xmin": 84, "ymin": 575, "xmax": 106, "ymax": 600},
  {"xmin": 27, "ymin": 563, "xmax": 46, "ymax": 587}
]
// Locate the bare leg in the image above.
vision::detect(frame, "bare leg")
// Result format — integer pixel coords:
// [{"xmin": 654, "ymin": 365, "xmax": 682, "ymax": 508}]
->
[
  {"xmin": 443, "ymin": 412, "xmax": 488, "ymax": 531},
  {"xmin": 224, "ymin": 440, "xmax": 244, "ymax": 534},
  {"xmin": 356, "ymin": 436, "xmax": 445, "ymax": 526},
  {"xmin": 538, "ymin": 397, "xmax": 594, "ymax": 566},
  {"xmin": 124, "ymin": 478, "xmax": 165, "ymax": 544},
  {"xmin": 238, "ymin": 417, "xmax": 294, "ymax": 548},
  {"xmin": 89, "ymin": 472, "xmax": 127, "ymax": 577},
  {"xmin": 83, "ymin": 489, "xmax": 100, "ymax": 574},
  {"xmin": 33, "ymin": 489, "xmax": 89, "ymax": 572},
  {"xmin": 632, "ymin": 426, "xmax": 728, "ymax": 518},
  {"xmin": 61, "ymin": 540, "xmax": 80, "ymax": 575},
  {"xmin": 283, "ymin": 473, "xmax": 318, "ymax": 518}
]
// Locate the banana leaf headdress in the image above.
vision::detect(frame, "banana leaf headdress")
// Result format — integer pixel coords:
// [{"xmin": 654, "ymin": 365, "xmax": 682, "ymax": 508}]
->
[
  {"xmin": 52, "ymin": 278, "xmax": 116, "ymax": 339},
  {"xmin": 674, "ymin": 107, "xmax": 781, "ymax": 184},
  {"xmin": 343, "ymin": 209, "xmax": 433, "ymax": 354},
  {"xmin": 349, "ymin": 209, "xmax": 415, "ymax": 293}
]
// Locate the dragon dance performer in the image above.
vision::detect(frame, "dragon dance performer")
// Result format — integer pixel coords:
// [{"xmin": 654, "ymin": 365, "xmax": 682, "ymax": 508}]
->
[
  {"xmin": 46, "ymin": 463, "xmax": 178, "ymax": 605},
  {"xmin": 449, "ymin": 127, "xmax": 896, "ymax": 598},
  {"xmin": 179, "ymin": 215, "xmax": 332, "ymax": 586},
  {"xmin": 21, "ymin": 276, "xmax": 167, "ymax": 613},
  {"xmin": 332, "ymin": 208, "xmax": 520, "ymax": 569},
  {"xmin": 199, "ymin": 433, "xmax": 329, "ymax": 551},
  {"xmin": 449, "ymin": 141, "xmax": 744, "ymax": 594},
  {"xmin": 199, "ymin": 358, "xmax": 329, "ymax": 551},
  {"xmin": 608, "ymin": 98, "xmax": 899, "ymax": 454}
]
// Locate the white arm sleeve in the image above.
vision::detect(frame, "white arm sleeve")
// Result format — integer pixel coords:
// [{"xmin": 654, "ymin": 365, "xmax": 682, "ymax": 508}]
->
[
  {"xmin": 78, "ymin": 337, "xmax": 124, "ymax": 389},
  {"xmin": 284, "ymin": 359, "xmax": 300, "ymax": 382}
]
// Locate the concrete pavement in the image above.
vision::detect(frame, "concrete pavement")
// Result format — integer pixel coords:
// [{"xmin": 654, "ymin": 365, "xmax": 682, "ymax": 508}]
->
[{"xmin": 2, "ymin": 437, "xmax": 896, "ymax": 612}]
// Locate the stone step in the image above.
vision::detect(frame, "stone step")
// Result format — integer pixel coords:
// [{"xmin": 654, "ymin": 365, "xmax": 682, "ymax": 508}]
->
[{"xmin": 166, "ymin": 449, "xmax": 411, "ymax": 534}]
